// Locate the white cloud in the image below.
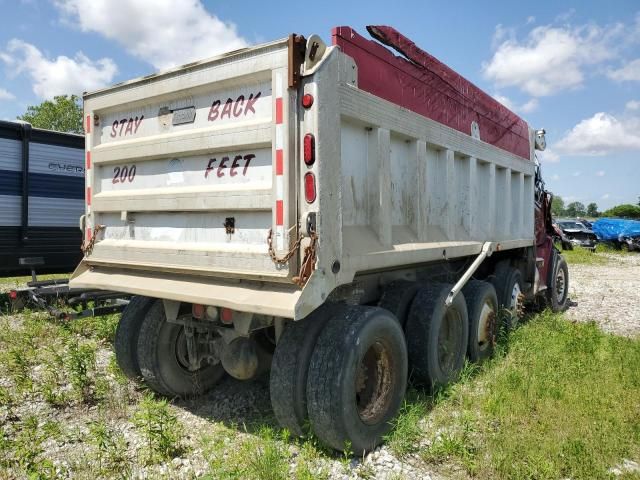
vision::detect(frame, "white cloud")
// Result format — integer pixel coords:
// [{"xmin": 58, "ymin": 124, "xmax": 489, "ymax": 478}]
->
[
  {"xmin": 596, "ymin": 170, "xmax": 606, "ymax": 177},
  {"xmin": 602, "ymin": 193, "xmax": 610, "ymax": 200},
  {"xmin": 1, "ymin": 39, "xmax": 117, "ymax": 98},
  {"xmin": 555, "ymin": 112, "xmax": 640, "ymax": 156},
  {"xmin": 538, "ymin": 148, "xmax": 559, "ymax": 163},
  {"xmin": 483, "ymin": 22, "xmax": 626, "ymax": 96},
  {"xmin": 520, "ymin": 98, "xmax": 539, "ymax": 113},
  {"xmin": 492, "ymin": 93, "xmax": 538, "ymax": 114},
  {"xmin": 555, "ymin": 9, "xmax": 576, "ymax": 23},
  {"xmin": 0, "ymin": 88, "xmax": 15, "ymax": 100},
  {"xmin": 626, "ymin": 99, "xmax": 640, "ymax": 110},
  {"xmin": 608, "ymin": 59, "xmax": 640, "ymax": 82},
  {"xmin": 551, "ymin": 174, "xmax": 560, "ymax": 181},
  {"xmin": 526, "ymin": 16, "xmax": 536, "ymax": 25},
  {"xmin": 54, "ymin": 0, "xmax": 248, "ymax": 70},
  {"xmin": 572, "ymin": 171, "xmax": 582, "ymax": 177}
]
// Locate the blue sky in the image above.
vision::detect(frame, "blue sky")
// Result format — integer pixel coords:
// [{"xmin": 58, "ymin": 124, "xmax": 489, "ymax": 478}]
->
[{"xmin": 0, "ymin": 0, "xmax": 638, "ymax": 210}]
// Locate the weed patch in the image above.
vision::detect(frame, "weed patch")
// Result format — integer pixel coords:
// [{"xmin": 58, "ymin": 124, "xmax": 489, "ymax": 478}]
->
[
  {"xmin": 133, "ymin": 393, "xmax": 185, "ymax": 463},
  {"xmin": 419, "ymin": 311, "xmax": 640, "ymax": 479}
]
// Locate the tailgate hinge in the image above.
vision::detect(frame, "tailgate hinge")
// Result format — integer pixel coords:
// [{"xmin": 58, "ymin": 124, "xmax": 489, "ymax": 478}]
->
[{"xmin": 288, "ymin": 34, "xmax": 306, "ymax": 89}]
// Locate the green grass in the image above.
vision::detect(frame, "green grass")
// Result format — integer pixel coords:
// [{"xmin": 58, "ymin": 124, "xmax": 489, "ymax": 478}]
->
[
  {"xmin": 409, "ymin": 311, "xmax": 640, "ymax": 479},
  {"xmin": 2, "ymin": 295, "xmax": 639, "ymax": 479},
  {"xmin": 0, "ymin": 273, "xmax": 70, "ymax": 293},
  {"xmin": 560, "ymin": 243, "xmax": 634, "ymax": 265}
]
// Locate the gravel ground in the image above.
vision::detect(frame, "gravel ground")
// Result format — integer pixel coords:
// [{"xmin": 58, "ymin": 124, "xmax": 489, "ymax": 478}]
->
[
  {"xmin": 565, "ymin": 253, "xmax": 640, "ymax": 337},
  {"xmin": 1, "ymin": 253, "xmax": 638, "ymax": 478}
]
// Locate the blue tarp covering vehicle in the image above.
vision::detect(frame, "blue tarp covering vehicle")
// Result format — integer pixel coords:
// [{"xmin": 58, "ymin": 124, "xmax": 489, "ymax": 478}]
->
[{"xmin": 593, "ymin": 218, "xmax": 640, "ymax": 251}]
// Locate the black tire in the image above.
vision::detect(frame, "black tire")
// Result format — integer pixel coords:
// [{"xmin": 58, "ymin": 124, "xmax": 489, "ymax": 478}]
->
[
  {"xmin": 547, "ymin": 255, "xmax": 569, "ymax": 312},
  {"xmin": 306, "ymin": 306, "xmax": 407, "ymax": 455},
  {"xmin": 137, "ymin": 300, "xmax": 224, "ymax": 398},
  {"xmin": 405, "ymin": 284, "xmax": 469, "ymax": 389},
  {"xmin": 114, "ymin": 295, "xmax": 155, "ymax": 379},
  {"xmin": 491, "ymin": 265, "xmax": 524, "ymax": 330},
  {"xmin": 270, "ymin": 304, "xmax": 338, "ymax": 437},
  {"xmin": 462, "ymin": 280, "xmax": 499, "ymax": 363},
  {"xmin": 377, "ymin": 280, "xmax": 420, "ymax": 327}
]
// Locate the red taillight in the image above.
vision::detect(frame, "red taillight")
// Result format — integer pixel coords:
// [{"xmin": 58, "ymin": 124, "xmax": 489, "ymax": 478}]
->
[
  {"xmin": 9, "ymin": 290, "xmax": 17, "ymax": 300},
  {"xmin": 221, "ymin": 308, "xmax": 233, "ymax": 324},
  {"xmin": 302, "ymin": 94, "xmax": 314, "ymax": 108},
  {"xmin": 192, "ymin": 303, "xmax": 205, "ymax": 319},
  {"xmin": 304, "ymin": 172, "xmax": 316, "ymax": 203},
  {"xmin": 303, "ymin": 134, "xmax": 315, "ymax": 166}
]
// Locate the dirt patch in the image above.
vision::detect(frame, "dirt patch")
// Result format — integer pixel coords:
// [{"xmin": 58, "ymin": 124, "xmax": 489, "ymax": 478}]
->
[{"xmin": 565, "ymin": 253, "xmax": 640, "ymax": 337}]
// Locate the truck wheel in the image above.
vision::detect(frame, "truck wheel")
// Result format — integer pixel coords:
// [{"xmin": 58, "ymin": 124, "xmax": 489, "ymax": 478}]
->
[
  {"xmin": 137, "ymin": 300, "xmax": 224, "ymax": 398},
  {"xmin": 492, "ymin": 266, "xmax": 524, "ymax": 330},
  {"xmin": 270, "ymin": 304, "xmax": 338, "ymax": 437},
  {"xmin": 377, "ymin": 280, "xmax": 420, "ymax": 327},
  {"xmin": 406, "ymin": 284, "xmax": 469, "ymax": 389},
  {"xmin": 306, "ymin": 306, "xmax": 407, "ymax": 454},
  {"xmin": 547, "ymin": 256, "xmax": 569, "ymax": 312},
  {"xmin": 114, "ymin": 295, "xmax": 155, "ymax": 379},
  {"xmin": 462, "ymin": 281, "xmax": 499, "ymax": 363}
]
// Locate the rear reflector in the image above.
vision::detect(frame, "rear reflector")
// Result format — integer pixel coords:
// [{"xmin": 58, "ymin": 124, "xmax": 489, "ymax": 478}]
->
[
  {"xmin": 192, "ymin": 303, "xmax": 205, "ymax": 319},
  {"xmin": 304, "ymin": 172, "xmax": 317, "ymax": 203},
  {"xmin": 221, "ymin": 308, "xmax": 233, "ymax": 324},
  {"xmin": 303, "ymin": 134, "xmax": 315, "ymax": 165},
  {"xmin": 302, "ymin": 94, "xmax": 314, "ymax": 108},
  {"xmin": 9, "ymin": 290, "xmax": 17, "ymax": 300}
]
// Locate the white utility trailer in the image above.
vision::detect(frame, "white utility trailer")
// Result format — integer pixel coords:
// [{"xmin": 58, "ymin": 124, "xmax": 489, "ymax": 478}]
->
[{"xmin": 71, "ymin": 26, "xmax": 568, "ymax": 454}]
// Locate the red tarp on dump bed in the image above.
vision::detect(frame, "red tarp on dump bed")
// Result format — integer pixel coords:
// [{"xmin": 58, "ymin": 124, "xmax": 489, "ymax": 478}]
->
[{"xmin": 332, "ymin": 26, "xmax": 531, "ymax": 160}]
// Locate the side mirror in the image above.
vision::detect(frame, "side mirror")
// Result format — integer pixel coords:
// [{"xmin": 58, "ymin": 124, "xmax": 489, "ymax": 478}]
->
[{"xmin": 535, "ymin": 129, "xmax": 546, "ymax": 151}]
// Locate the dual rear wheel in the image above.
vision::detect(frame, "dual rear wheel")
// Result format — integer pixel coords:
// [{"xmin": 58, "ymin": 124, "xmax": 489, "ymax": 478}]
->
[
  {"xmin": 113, "ymin": 265, "xmax": 528, "ymax": 453},
  {"xmin": 271, "ymin": 306, "xmax": 407, "ymax": 454},
  {"xmin": 114, "ymin": 298, "xmax": 224, "ymax": 398}
]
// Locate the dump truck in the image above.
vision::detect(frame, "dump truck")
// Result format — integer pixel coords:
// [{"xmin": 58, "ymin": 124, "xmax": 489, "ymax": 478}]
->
[{"xmin": 70, "ymin": 25, "xmax": 569, "ymax": 454}]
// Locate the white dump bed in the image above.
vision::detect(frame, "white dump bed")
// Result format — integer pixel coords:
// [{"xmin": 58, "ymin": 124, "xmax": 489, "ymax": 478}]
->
[
  {"xmin": 71, "ymin": 34, "xmax": 535, "ymax": 319},
  {"xmin": 80, "ymin": 38, "xmax": 295, "ymax": 280}
]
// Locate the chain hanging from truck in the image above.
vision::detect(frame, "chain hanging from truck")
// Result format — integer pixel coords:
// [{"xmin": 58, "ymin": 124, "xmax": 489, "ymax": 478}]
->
[
  {"xmin": 82, "ymin": 224, "xmax": 105, "ymax": 256},
  {"xmin": 267, "ymin": 229, "xmax": 318, "ymax": 287}
]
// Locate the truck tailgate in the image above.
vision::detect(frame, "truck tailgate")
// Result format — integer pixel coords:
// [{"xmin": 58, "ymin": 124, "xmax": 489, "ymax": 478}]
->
[{"xmin": 79, "ymin": 39, "xmax": 295, "ymax": 281}]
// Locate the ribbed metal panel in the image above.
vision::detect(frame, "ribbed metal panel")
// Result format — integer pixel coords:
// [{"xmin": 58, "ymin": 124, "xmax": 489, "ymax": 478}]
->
[
  {"xmin": 0, "ymin": 194, "xmax": 20, "ymax": 226},
  {"xmin": 29, "ymin": 142, "xmax": 84, "ymax": 177},
  {"xmin": 0, "ymin": 137, "xmax": 21, "ymax": 172},
  {"xmin": 28, "ymin": 196, "xmax": 83, "ymax": 227}
]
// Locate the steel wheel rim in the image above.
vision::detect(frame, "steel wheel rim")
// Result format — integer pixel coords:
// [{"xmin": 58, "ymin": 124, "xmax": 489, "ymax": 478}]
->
[
  {"xmin": 510, "ymin": 282, "xmax": 522, "ymax": 315},
  {"xmin": 555, "ymin": 267, "xmax": 566, "ymax": 303},
  {"xmin": 477, "ymin": 301, "xmax": 495, "ymax": 352},
  {"xmin": 355, "ymin": 340, "xmax": 393, "ymax": 425}
]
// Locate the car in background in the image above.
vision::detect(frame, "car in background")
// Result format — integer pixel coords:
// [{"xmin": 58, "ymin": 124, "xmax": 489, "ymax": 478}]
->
[
  {"xmin": 555, "ymin": 219, "xmax": 598, "ymax": 250},
  {"xmin": 575, "ymin": 218, "xmax": 593, "ymax": 229}
]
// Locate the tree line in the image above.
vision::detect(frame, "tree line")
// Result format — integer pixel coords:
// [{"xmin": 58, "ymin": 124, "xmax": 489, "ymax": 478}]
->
[{"xmin": 551, "ymin": 196, "xmax": 640, "ymax": 220}]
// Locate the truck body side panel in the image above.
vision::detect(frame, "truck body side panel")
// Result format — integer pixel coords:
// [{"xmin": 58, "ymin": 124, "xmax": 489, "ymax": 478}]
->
[
  {"xmin": 332, "ymin": 26, "xmax": 531, "ymax": 160},
  {"xmin": 71, "ymin": 31, "xmax": 536, "ymax": 320}
]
